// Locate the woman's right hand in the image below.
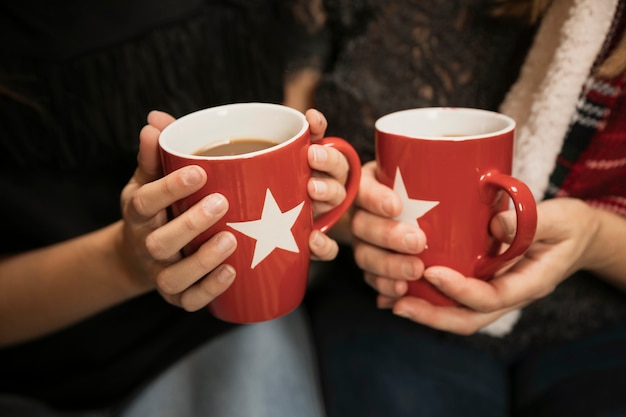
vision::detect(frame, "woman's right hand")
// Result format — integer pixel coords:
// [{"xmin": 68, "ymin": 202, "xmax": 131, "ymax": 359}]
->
[{"xmin": 119, "ymin": 111, "xmax": 238, "ymax": 311}]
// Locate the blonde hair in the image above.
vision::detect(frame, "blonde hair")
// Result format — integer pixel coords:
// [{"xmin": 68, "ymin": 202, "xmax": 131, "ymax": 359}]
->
[
  {"xmin": 596, "ymin": 28, "xmax": 626, "ymax": 79},
  {"xmin": 491, "ymin": 0, "xmax": 626, "ymax": 78}
]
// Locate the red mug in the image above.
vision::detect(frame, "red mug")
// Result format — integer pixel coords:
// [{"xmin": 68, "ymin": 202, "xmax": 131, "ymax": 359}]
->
[
  {"xmin": 159, "ymin": 103, "xmax": 361, "ymax": 323},
  {"xmin": 375, "ymin": 107, "xmax": 537, "ymax": 306}
]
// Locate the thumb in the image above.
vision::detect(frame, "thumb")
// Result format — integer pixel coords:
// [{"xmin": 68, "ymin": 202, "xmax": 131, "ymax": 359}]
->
[
  {"xmin": 137, "ymin": 124, "xmax": 163, "ymax": 183},
  {"xmin": 136, "ymin": 110, "xmax": 177, "ymax": 183},
  {"xmin": 490, "ymin": 209, "xmax": 517, "ymax": 244}
]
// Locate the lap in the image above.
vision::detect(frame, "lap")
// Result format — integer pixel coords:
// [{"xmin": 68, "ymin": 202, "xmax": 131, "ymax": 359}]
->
[
  {"xmin": 0, "ymin": 307, "xmax": 325, "ymax": 417},
  {"xmin": 512, "ymin": 321, "xmax": 626, "ymax": 417},
  {"xmin": 320, "ymin": 324, "xmax": 508, "ymax": 417},
  {"xmin": 306, "ymin": 251, "xmax": 626, "ymax": 417},
  {"xmin": 121, "ymin": 306, "xmax": 324, "ymax": 417},
  {"xmin": 306, "ymin": 254, "xmax": 508, "ymax": 417}
]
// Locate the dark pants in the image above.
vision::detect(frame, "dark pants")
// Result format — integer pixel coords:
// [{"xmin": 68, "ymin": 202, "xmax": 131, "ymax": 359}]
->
[{"xmin": 305, "ymin": 250, "xmax": 626, "ymax": 417}]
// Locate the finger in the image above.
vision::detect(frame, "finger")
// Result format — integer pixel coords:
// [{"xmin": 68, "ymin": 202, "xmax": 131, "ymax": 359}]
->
[
  {"xmin": 352, "ymin": 208, "xmax": 426, "ymax": 254},
  {"xmin": 392, "ymin": 296, "xmax": 504, "ymax": 335},
  {"xmin": 422, "ymin": 265, "xmax": 542, "ymax": 313},
  {"xmin": 353, "ymin": 239, "xmax": 424, "ymax": 280},
  {"xmin": 146, "ymin": 193, "xmax": 229, "ymax": 260},
  {"xmin": 308, "ymin": 144, "xmax": 350, "ymax": 185},
  {"xmin": 137, "ymin": 124, "xmax": 163, "ymax": 182},
  {"xmin": 364, "ymin": 272, "xmax": 408, "ymax": 298},
  {"xmin": 306, "ymin": 109, "xmax": 328, "ymax": 142},
  {"xmin": 309, "ymin": 177, "xmax": 347, "ymax": 210},
  {"xmin": 356, "ymin": 162, "xmax": 402, "ymax": 218},
  {"xmin": 177, "ymin": 264, "xmax": 236, "ymax": 312},
  {"xmin": 309, "ymin": 230, "xmax": 339, "ymax": 261},
  {"xmin": 155, "ymin": 231, "xmax": 237, "ymax": 297},
  {"xmin": 422, "ymin": 267, "xmax": 503, "ymax": 312},
  {"xmin": 377, "ymin": 294, "xmax": 399, "ymax": 309},
  {"xmin": 489, "ymin": 209, "xmax": 516, "ymax": 245},
  {"xmin": 126, "ymin": 165, "xmax": 207, "ymax": 222},
  {"xmin": 147, "ymin": 110, "xmax": 176, "ymax": 131}
]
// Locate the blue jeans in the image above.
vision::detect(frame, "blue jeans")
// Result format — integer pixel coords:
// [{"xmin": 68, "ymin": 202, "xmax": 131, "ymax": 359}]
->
[
  {"xmin": 312, "ymin": 317, "xmax": 626, "ymax": 417},
  {"xmin": 306, "ymin": 253, "xmax": 626, "ymax": 417},
  {"xmin": 0, "ymin": 307, "xmax": 325, "ymax": 417}
]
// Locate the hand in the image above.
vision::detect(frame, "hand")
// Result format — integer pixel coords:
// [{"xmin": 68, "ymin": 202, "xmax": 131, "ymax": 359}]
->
[
  {"xmin": 352, "ymin": 161, "xmax": 428, "ymax": 295},
  {"xmin": 118, "ymin": 109, "xmax": 348, "ymax": 311},
  {"xmin": 370, "ymin": 197, "xmax": 602, "ymax": 335},
  {"xmin": 306, "ymin": 109, "xmax": 350, "ymax": 261},
  {"xmin": 119, "ymin": 111, "xmax": 237, "ymax": 312}
]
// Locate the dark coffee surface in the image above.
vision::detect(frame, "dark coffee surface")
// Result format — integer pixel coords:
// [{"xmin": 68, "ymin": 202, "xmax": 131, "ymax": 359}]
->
[{"xmin": 194, "ymin": 138, "xmax": 278, "ymax": 156}]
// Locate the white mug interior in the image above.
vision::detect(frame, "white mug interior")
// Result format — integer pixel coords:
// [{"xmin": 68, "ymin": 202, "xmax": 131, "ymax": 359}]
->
[
  {"xmin": 159, "ymin": 102, "xmax": 308, "ymax": 159},
  {"xmin": 375, "ymin": 107, "xmax": 515, "ymax": 140}
]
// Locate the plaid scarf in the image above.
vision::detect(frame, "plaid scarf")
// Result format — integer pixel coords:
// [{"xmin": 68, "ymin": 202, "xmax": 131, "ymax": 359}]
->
[{"xmin": 546, "ymin": 1, "xmax": 626, "ymax": 216}]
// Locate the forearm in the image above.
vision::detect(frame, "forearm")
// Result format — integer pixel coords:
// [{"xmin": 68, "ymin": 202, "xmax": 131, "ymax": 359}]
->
[
  {"xmin": 0, "ymin": 221, "xmax": 147, "ymax": 347},
  {"xmin": 283, "ymin": 68, "xmax": 322, "ymax": 113}
]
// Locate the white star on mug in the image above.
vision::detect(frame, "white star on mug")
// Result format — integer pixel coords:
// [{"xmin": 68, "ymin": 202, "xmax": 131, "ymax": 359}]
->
[
  {"xmin": 227, "ymin": 188, "xmax": 304, "ymax": 269},
  {"xmin": 393, "ymin": 167, "xmax": 439, "ymax": 227}
]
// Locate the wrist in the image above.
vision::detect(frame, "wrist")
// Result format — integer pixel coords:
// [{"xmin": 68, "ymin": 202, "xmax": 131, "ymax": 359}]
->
[{"xmin": 582, "ymin": 205, "xmax": 626, "ymax": 285}]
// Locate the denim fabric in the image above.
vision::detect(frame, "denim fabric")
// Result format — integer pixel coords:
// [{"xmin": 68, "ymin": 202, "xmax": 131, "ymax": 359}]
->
[
  {"xmin": 306, "ymin": 251, "xmax": 626, "ymax": 417},
  {"xmin": 512, "ymin": 322, "xmax": 626, "ymax": 417},
  {"xmin": 0, "ymin": 307, "xmax": 325, "ymax": 417}
]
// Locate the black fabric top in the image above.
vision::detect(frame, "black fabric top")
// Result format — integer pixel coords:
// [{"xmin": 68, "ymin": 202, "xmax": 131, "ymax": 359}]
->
[
  {"xmin": 0, "ymin": 0, "xmax": 204, "ymax": 59},
  {"xmin": 0, "ymin": 0, "xmax": 327, "ymax": 411},
  {"xmin": 315, "ymin": 0, "xmax": 535, "ymax": 164}
]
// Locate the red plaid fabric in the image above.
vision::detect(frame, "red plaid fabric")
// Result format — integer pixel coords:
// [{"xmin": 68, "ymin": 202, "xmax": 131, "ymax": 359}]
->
[{"xmin": 546, "ymin": 2, "xmax": 626, "ymax": 216}]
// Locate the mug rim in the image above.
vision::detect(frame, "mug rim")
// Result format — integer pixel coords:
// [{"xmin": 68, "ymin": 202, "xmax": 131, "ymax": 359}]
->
[
  {"xmin": 159, "ymin": 102, "xmax": 309, "ymax": 160},
  {"xmin": 375, "ymin": 107, "xmax": 515, "ymax": 141}
]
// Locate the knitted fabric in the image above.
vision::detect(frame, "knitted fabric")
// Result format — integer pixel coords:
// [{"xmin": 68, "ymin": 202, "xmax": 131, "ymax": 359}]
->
[
  {"xmin": 546, "ymin": 6, "xmax": 626, "ymax": 214},
  {"xmin": 548, "ymin": 75, "xmax": 626, "ymax": 214}
]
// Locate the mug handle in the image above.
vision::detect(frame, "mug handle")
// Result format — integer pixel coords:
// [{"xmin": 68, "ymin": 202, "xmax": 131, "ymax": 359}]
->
[
  {"xmin": 474, "ymin": 171, "xmax": 537, "ymax": 278},
  {"xmin": 312, "ymin": 137, "xmax": 362, "ymax": 233}
]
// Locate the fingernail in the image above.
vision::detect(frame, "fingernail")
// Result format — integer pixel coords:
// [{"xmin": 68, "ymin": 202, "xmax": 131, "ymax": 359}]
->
[
  {"xmin": 402, "ymin": 261, "xmax": 417, "ymax": 279},
  {"xmin": 380, "ymin": 196, "xmax": 397, "ymax": 217},
  {"xmin": 313, "ymin": 109, "xmax": 323, "ymax": 126},
  {"xmin": 394, "ymin": 309, "xmax": 412, "ymax": 320},
  {"xmin": 425, "ymin": 270, "xmax": 441, "ymax": 287},
  {"xmin": 215, "ymin": 232, "xmax": 236, "ymax": 254},
  {"xmin": 311, "ymin": 145, "xmax": 328, "ymax": 163},
  {"xmin": 311, "ymin": 178, "xmax": 328, "ymax": 195},
  {"xmin": 182, "ymin": 166, "xmax": 203, "ymax": 186},
  {"xmin": 402, "ymin": 231, "xmax": 421, "ymax": 252},
  {"xmin": 394, "ymin": 280, "xmax": 408, "ymax": 296},
  {"xmin": 203, "ymin": 194, "xmax": 227, "ymax": 216},
  {"xmin": 310, "ymin": 230, "xmax": 324, "ymax": 249},
  {"xmin": 216, "ymin": 264, "xmax": 236, "ymax": 283}
]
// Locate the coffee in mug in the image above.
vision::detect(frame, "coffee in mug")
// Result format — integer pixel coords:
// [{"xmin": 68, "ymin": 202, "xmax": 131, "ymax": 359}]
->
[
  {"xmin": 194, "ymin": 138, "xmax": 279, "ymax": 156},
  {"xmin": 159, "ymin": 102, "xmax": 362, "ymax": 322}
]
